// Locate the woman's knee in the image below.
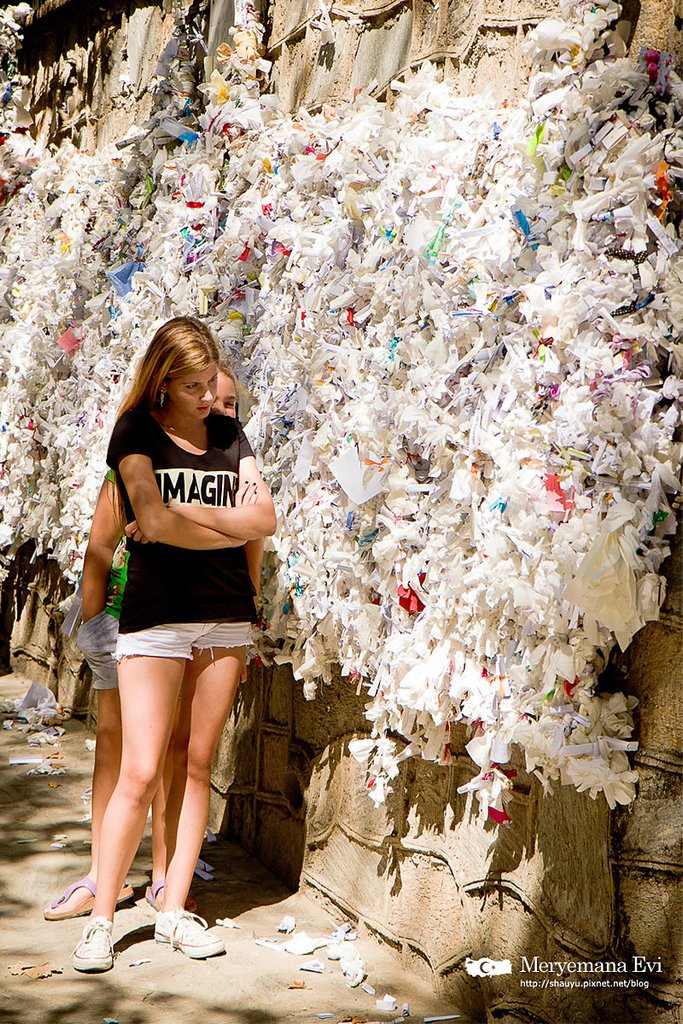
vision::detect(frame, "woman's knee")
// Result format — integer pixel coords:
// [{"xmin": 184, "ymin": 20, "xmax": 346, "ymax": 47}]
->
[
  {"xmin": 118, "ymin": 764, "xmax": 163, "ymax": 804},
  {"xmin": 185, "ymin": 752, "xmax": 213, "ymax": 788},
  {"xmin": 95, "ymin": 720, "xmax": 122, "ymax": 761}
]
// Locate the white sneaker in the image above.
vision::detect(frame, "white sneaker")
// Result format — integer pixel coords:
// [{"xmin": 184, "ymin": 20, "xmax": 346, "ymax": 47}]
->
[
  {"xmin": 155, "ymin": 909, "xmax": 225, "ymax": 959},
  {"xmin": 72, "ymin": 916, "xmax": 114, "ymax": 972}
]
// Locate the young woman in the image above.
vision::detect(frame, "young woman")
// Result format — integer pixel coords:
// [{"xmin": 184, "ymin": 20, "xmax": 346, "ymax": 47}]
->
[
  {"xmin": 44, "ymin": 471, "xmax": 160, "ymax": 920},
  {"xmin": 46, "ymin": 362, "xmax": 255, "ymax": 921},
  {"xmin": 71, "ymin": 317, "xmax": 275, "ymax": 972},
  {"xmin": 212, "ymin": 364, "xmax": 239, "ymax": 417}
]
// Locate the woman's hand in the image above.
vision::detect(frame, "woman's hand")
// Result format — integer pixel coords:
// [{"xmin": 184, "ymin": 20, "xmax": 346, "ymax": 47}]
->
[
  {"xmin": 125, "ymin": 519, "xmax": 152, "ymax": 544},
  {"xmin": 235, "ymin": 480, "xmax": 259, "ymax": 507}
]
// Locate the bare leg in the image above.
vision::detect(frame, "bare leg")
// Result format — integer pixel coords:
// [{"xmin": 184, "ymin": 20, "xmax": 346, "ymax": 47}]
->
[
  {"xmin": 47, "ymin": 689, "xmax": 175, "ymax": 916},
  {"xmin": 44, "ymin": 689, "xmax": 122, "ymax": 918},
  {"xmin": 150, "ymin": 701, "xmax": 181, "ymax": 889},
  {"xmin": 90, "ymin": 688, "xmax": 122, "ymax": 875},
  {"xmin": 162, "ymin": 647, "xmax": 244, "ymax": 912},
  {"xmin": 90, "ymin": 656, "xmax": 186, "ymax": 922}
]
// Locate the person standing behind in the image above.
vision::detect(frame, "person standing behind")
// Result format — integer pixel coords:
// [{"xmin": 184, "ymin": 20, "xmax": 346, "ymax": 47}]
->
[
  {"xmin": 71, "ymin": 317, "xmax": 275, "ymax": 972},
  {"xmin": 213, "ymin": 364, "xmax": 265, "ymax": 600},
  {"xmin": 43, "ymin": 473, "xmax": 142, "ymax": 920}
]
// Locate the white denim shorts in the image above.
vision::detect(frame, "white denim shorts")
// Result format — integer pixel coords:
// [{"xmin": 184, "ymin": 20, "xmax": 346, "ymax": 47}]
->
[
  {"xmin": 115, "ymin": 621, "xmax": 252, "ymax": 661},
  {"xmin": 77, "ymin": 610, "xmax": 119, "ymax": 691}
]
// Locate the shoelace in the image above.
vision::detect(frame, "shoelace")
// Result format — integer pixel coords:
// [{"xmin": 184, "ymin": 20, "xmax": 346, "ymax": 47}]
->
[
  {"xmin": 75, "ymin": 920, "xmax": 112, "ymax": 954},
  {"xmin": 169, "ymin": 911, "xmax": 210, "ymax": 942}
]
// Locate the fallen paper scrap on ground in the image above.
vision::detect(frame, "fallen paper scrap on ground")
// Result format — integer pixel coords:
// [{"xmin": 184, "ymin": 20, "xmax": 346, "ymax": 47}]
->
[
  {"xmin": 283, "ymin": 931, "xmax": 329, "ymax": 955},
  {"xmin": 299, "ymin": 959, "xmax": 325, "ymax": 973},
  {"xmin": 193, "ymin": 857, "xmax": 215, "ymax": 881},
  {"xmin": 340, "ymin": 949, "xmax": 365, "ymax": 987},
  {"xmin": 7, "ymin": 961, "xmax": 63, "ymax": 979},
  {"xmin": 18, "ymin": 683, "xmax": 59, "ymax": 712},
  {"xmin": 28, "ymin": 728, "xmax": 64, "ymax": 746},
  {"xmin": 254, "ymin": 937, "xmax": 284, "ymax": 951},
  {"xmin": 26, "ymin": 761, "xmax": 66, "ymax": 776}
]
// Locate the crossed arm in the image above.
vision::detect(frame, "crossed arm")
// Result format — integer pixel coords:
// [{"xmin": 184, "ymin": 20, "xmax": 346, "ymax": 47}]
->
[
  {"xmin": 166, "ymin": 455, "xmax": 271, "ymax": 595},
  {"xmin": 119, "ymin": 453, "xmax": 276, "ymax": 554},
  {"xmin": 81, "ymin": 452, "xmax": 271, "ymax": 625},
  {"xmin": 169, "ymin": 456, "xmax": 276, "ymax": 544}
]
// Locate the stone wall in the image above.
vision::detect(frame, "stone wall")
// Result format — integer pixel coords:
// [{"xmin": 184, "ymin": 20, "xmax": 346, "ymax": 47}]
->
[
  {"xmin": 22, "ymin": 1, "xmax": 683, "ymax": 151},
  {"xmin": 18, "ymin": 0, "xmax": 183, "ymax": 149},
  {"xmin": 265, "ymin": 0, "xmax": 683, "ymax": 112},
  {"xmin": 0, "ymin": 541, "xmax": 88, "ymax": 712},
  {"xmin": 609, "ymin": 529, "xmax": 683, "ymax": 1023}
]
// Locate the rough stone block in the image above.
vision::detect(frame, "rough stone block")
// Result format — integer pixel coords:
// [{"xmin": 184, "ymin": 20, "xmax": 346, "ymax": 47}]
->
[
  {"xmin": 259, "ymin": 728, "xmax": 291, "ymax": 794},
  {"xmin": 484, "ymin": 0, "xmax": 559, "ymax": 22},
  {"xmin": 291, "ymin": 664, "xmax": 368, "ymax": 752},
  {"xmin": 270, "ymin": 0, "xmax": 311, "ymax": 44},
  {"xmin": 534, "ymin": 784, "xmax": 612, "ymax": 954},
  {"xmin": 224, "ymin": 792, "xmax": 256, "ymax": 853},
  {"xmin": 352, "ymin": 7, "xmax": 414, "ymax": 92},
  {"xmin": 302, "ymin": 21, "xmax": 357, "ymax": 107},
  {"xmin": 263, "ymin": 664, "xmax": 292, "ymax": 726},
  {"xmin": 614, "ymin": 764, "xmax": 683, "ymax": 869},
  {"xmin": 254, "ymin": 798, "xmax": 305, "ymax": 890},
  {"xmin": 625, "ymin": 618, "xmax": 683, "ymax": 757},
  {"xmin": 126, "ymin": 6, "xmax": 164, "ymax": 94},
  {"xmin": 305, "ymin": 826, "xmax": 393, "ymax": 925},
  {"xmin": 306, "ymin": 739, "xmax": 404, "ymax": 846},
  {"xmin": 617, "ymin": 868, "xmax": 683, "ymax": 977}
]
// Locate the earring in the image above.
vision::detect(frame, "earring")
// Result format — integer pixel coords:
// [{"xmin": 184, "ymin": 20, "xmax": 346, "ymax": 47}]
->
[{"xmin": 158, "ymin": 390, "xmax": 166, "ymax": 408}]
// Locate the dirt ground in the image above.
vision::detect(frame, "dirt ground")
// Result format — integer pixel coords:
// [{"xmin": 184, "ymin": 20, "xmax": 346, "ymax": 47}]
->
[{"xmin": 0, "ymin": 673, "xmax": 466, "ymax": 1024}]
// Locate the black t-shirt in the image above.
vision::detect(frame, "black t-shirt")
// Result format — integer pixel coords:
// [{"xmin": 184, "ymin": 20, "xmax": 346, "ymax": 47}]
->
[{"xmin": 106, "ymin": 408, "xmax": 257, "ymax": 634}]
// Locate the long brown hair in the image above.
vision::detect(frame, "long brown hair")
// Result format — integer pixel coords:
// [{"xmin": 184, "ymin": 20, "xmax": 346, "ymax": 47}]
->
[
  {"xmin": 118, "ymin": 316, "xmax": 220, "ymax": 416},
  {"xmin": 113, "ymin": 317, "xmax": 220, "ymax": 527}
]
